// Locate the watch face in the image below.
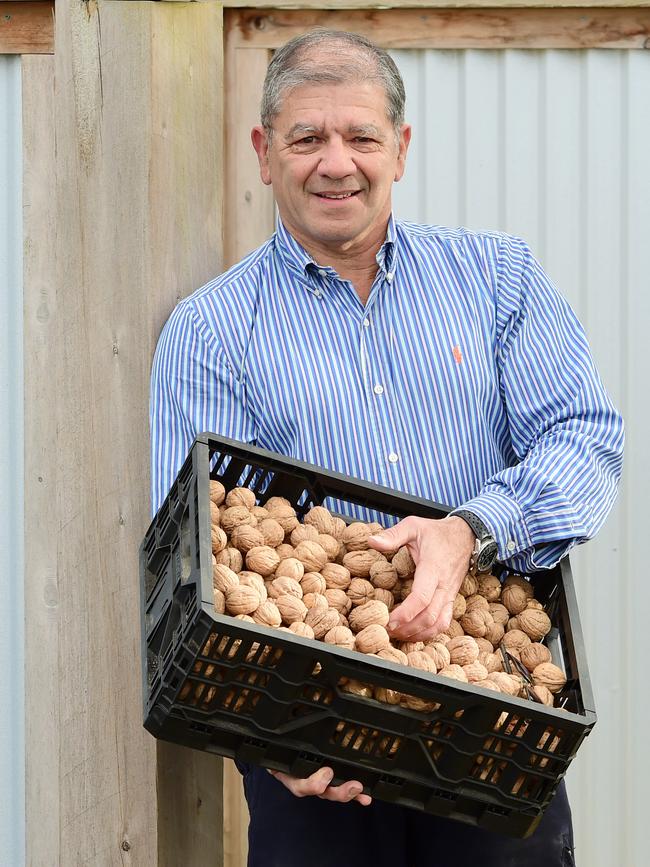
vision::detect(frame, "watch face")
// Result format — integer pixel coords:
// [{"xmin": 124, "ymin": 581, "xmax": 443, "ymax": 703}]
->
[{"xmin": 477, "ymin": 541, "xmax": 498, "ymax": 572}]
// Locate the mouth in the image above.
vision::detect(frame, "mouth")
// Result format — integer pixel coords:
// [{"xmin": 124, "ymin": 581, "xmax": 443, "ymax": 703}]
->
[{"xmin": 313, "ymin": 191, "xmax": 361, "ymax": 200}]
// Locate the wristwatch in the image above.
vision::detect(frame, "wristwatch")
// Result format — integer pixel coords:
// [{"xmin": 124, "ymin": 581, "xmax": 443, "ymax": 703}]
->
[{"xmin": 451, "ymin": 509, "xmax": 499, "ymax": 575}]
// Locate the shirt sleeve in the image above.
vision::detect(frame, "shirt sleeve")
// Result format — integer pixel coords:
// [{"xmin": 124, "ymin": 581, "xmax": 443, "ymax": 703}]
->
[
  {"xmin": 149, "ymin": 299, "xmax": 258, "ymax": 515},
  {"xmin": 458, "ymin": 238, "xmax": 624, "ymax": 572}
]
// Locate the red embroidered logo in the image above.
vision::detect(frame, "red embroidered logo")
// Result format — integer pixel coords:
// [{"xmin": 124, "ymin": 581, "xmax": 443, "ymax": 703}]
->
[{"xmin": 452, "ymin": 344, "xmax": 463, "ymax": 364}]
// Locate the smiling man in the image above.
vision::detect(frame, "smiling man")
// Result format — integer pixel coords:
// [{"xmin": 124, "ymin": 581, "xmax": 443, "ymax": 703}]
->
[{"xmin": 150, "ymin": 29, "xmax": 623, "ymax": 867}]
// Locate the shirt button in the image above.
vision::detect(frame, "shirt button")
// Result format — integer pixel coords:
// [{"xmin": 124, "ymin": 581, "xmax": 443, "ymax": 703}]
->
[
  {"xmin": 388, "ymin": 452, "xmax": 399, "ymax": 464},
  {"xmin": 318, "ymin": 269, "xmax": 327, "ymax": 277},
  {"xmin": 373, "ymin": 384, "xmax": 384, "ymax": 395},
  {"xmin": 363, "ymin": 318, "xmax": 371, "ymax": 328},
  {"xmin": 386, "ymin": 273, "xmax": 394, "ymax": 283},
  {"xmin": 507, "ymin": 540, "xmax": 516, "ymax": 552}
]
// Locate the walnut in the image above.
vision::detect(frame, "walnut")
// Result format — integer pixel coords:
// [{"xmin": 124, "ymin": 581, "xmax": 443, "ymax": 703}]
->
[
  {"xmin": 209, "ymin": 480, "xmax": 226, "ymax": 506},
  {"xmin": 465, "ymin": 594, "xmax": 490, "ymax": 613},
  {"xmin": 275, "ymin": 594, "xmax": 307, "ymax": 625},
  {"xmin": 438, "ymin": 664, "xmax": 468, "ymax": 683},
  {"xmin": 518, "ymin": 608, "xmax": 552, "ymax": 641},
  {"xmin": 214, "ymin": 547, "xmax": 243, "ymax": 572},
  {"xmin": 342, "ymin": 522, "xmax": 375, "ymax": 551},
  {"xmin": 275, "ymin": 543, "xmax": 295, "ymax": 560},
  {"xmin": 325, "ymin": 588, "xmax": 352, "ymax": 615},
  {"xmin": 348, "ymin": 600, "xmax": 390, "ymax": 633},
  {"xmin": 447, "ymin": 636, "xmax": 479, "ymax": 666},
  {"xmin": 213, "ymin": 588, "xmax": 225, "ymax": 615},
  {"xmin": 407, "ymin": 650, "xmax": 436, "ymax": 673},
  {"xmin": 221, "ymin": 506, "xmax": 256, "ymax": 534},
  {"xmin": 506, "ymin": 616, "xmax": 521, "ymax": 632},
  {"xmin": 211, "ymin": 526, "xmax": 227, "ymax": 555},
  {"xmin": 290, "ymin": 524, "xmax": 319, "ymax": 545},
  {"xmin": 520, "ymin": 642, "xmax": 552, "ymax": 672},
  {"xmin": 392, "ymin": 546, "xmax": 415, "ymax": 579},
  {"xmin": 372, "ymin": 588, "xmax": 395, "ymax": 611},
  {"xmin": 434, "ymin": 632, "xmax": 451, "ymax": 645},
  {"xmin": 395, "ymin": 578, "xmax": 414, "ymax": 602},
  {"xmin": 347, "ymin": 578, "xmax": 374, "ymax": 606},
  {"xmin": 341, "ymin": 679, "xmax": 374, "ymax": 698},
  {"xmin": 267, "ymin": 502, "xmax": 299, "ymax": 534},
  {"xmin": 287, "ymin": 621, "xmax": 314, "ymax": 639},
  {"xmin": 225, "ymin": 585, "xmax": 260, "ymax": 615},
  {"xmin": 238, "ymin": 571, "xmax": 267, "ymax": 602},
  {"xmin": 463, "ymin": 661, "xmax": 489, "ymax": 683},
  {"xmin": 475, "ymin": 637, "xmax": 494, "ymax": 654},
  {"xmin": 423, "ymin": 642, "xmax": 450, "ymax": 670},
  {"xmin": 344, "ymin": 549, "xmax": 386, "ymax": 579},
  {"xmin": 300, "ymin": 572, "xmax": 326, "ymax": 595},
  {"xmin": 275, "ymin": 558, "xmax": 305, "ymax": 582},
  {"xmin": 500, "ymin": 629, "xmax": 531, "ymax": 654},
  {"xmin": 374, "ymin": 686, "xmax": 401, "ymax": 705},
  {"xmin": 264, "ymin": 496, "xmax": 293, "ymax": 512},
  {"xmin": 444, "ymin": 619, "xmax": 464, "ymax": 639},
  {"xmin": 324, "ymin": 625, "xmax": 355, "ymax": 649},
  {"xmin": 294, "ymin": 541, "xmax": 328, "ymax": 572},
  {"xmin": 398, "ymin": 640, "xmax": 425, "ymax": 654},
  {"xmin": 478, "ymin": 650, "xmax": 502, "ymax": 674},
  {"xmin": 305, "ymin": 606, "xmax": 340, "ymax": 639},
  {"xmin": 212, "ymin": 564, "xmax": 239, "ymax": 594},
  {"xmin": 245, "ymin": 545, "xmax": 280, "ymax": 577},
  {"xmin": 460, "ymin": 608, "xmax": 493, "ymax": 638},
  {"xmin": 490, "ymin": 672, "xmax": 522, "ymax": 696},
  {"xmin": 303, "ymin": 505, "xmax": 339, "ymax": 537},
  {"xmin": 230, "ymin": 524, "xmax": 265, "ymax": 553},
  {"xmin": 225, "ymin": 487, "xmax": 257, "ymax": 510},
  {"xmin": 210, "ymin": 501, "xmax": 221, "ymax": 526},
  {"xmin": 459, "ymin": 573, "xmax": 479, "ymax": 597},
  {"xmin": 355, "ymin": 624, "xmax": 390, "ymax": 653},
  {"xmin": 488, "ymin": 602, "xmax": 509, "ymax": 626},
  {"xmin": 369, "ymin": 559, "xmax": 398, "ymax": 590},
  {"xmin": 531, "ymin": 684, "xmax": 555, "ymax": 706},
  {"xmin": 452, "ymin": 593, "xmax": 467, "ymax": 620},
  {"xmin": 478, "ymin": 574, "xmax": 502, "ymax": 602},
  {"xmin": 251, "ymin": 505, "xmax": 269, "ymax": 520},
  {"xmin": 338, "ymin": 613, "xmax": 350, "ymax": 628},
  {"xmin": 331, "ymin": 516, "xmax": 347, "ymax": 542},
  {"xmin": 503, "ymin": 574, "xmax": 534, "ymax": 597},
  {"xmin": 502, "ymin": 584, "xmax": 530, "ymax": 615},
  {"xmin": 526, "ymin": 598, "xmax": 544, "ymax": 611},
  {"xmin": 484, "ymin": 621, "xmax": 505, "ymax": 648},
  {"xmin": 317, "ymin": 534, "xmax": 340, "ymax": 560},
  {"xmin": 303, "ymin": 593, "xmax": 328, "ymax": 611},
  {"xmin": 257, "ymin": 518, "xmax": 285, "ymax": 548},
  {"xmin": 268, "ymin": 576, "xmax": 302, "ymax": 600},
  {"xmin": 476, "ymin": 679, "xmax": 501, "ymax": 693},
  {"xmin": 376, "ymin": 646, "xmax": 409, "ymax": 666},
  {"xmin": 320, "ymin": 562, "xmax": 352, "ymax": 591},
  {"xmin": 252, "ymin": 600, "xmax": 282, "ymax": 628},
  {"xmin": 532, "ymin": 662, "xmax": 566, "ymax": 694}
]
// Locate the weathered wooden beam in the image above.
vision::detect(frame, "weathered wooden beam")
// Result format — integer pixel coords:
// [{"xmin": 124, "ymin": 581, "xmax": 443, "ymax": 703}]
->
[
  {"xmin": 228, "ymin": 6, "xmax": 650, "ymax": 50},
  {"xmin": 0, "ymin": 2, "xmax": 54, "ymax": 54},
  {"xmin": 221, "ymin": 0, "xmax": 650, "ymax": 9}
]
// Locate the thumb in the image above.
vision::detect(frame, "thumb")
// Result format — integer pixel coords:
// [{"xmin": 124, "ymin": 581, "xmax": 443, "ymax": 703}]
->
[{"xmin": 368, "ymin": 518, "xmax": 414, "ymax": 553}]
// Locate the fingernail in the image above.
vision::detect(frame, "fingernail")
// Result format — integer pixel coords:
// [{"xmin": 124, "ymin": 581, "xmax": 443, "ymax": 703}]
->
[
  {"xmin": 388, "ymin": 619, "xmax": 400, "ymax": 632},
  {"xmin": 350, "ymin": 785, "xmax": 362, "ymax": 796},
  {"xmin": 320, "ymin": 769, "xmax": 333, "ymax": 784}
]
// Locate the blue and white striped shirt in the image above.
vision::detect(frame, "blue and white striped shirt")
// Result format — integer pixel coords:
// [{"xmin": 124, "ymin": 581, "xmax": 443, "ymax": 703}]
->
[{"xmin": 150, "ymin": 216, "xmax": 624, "ymax": 573}]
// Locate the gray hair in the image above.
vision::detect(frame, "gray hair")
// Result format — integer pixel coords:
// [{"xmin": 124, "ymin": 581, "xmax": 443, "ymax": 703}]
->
[{"xmin": 260, "ymin": 30, "xmax": 406, "ymax": 136}]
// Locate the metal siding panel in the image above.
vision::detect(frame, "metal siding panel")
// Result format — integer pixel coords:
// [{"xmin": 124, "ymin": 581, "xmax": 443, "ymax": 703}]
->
[
  {"xmin": 391, "ymin": 47, "xmax": 649, "ymax": 866},
  {"xmin": 0, "ymin": 54, "xmax": 25, "ymax": 866}
]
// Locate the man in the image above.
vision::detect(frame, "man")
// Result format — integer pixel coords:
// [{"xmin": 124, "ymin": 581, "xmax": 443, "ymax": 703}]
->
[{"xmin": 150, "ymin": 29, "xmax": 623, "ymax": 867}]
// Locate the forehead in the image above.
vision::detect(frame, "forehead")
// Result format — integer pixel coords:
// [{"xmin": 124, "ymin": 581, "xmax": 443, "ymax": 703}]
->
[{"xmin": 274, "ymin": 81, "xmax": 391, "ymax": 129}]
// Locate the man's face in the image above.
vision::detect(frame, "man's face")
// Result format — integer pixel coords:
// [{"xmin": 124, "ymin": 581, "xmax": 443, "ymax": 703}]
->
[{"xmin": 252, "ymin": 81, "xmax": 411, "ymax": 255}]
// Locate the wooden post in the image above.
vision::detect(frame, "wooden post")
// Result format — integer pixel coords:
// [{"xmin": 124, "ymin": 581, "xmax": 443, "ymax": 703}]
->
[{"xmin": 24, "ymin": 1, "xmax": 224, "ymax": 863}]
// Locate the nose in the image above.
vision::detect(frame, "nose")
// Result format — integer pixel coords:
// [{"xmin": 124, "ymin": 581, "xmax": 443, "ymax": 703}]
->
[{"xmin": 317, "ymin": 136, "xmax": 356, "ymax": 179}]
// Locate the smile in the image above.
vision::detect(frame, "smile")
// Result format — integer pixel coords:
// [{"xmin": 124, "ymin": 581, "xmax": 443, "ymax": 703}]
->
[{"xmin": 314, "ymin": 191, "xmax": 361, "ymax": 200}]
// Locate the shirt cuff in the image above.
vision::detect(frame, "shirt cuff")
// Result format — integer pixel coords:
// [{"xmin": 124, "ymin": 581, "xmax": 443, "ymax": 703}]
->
[{"xmin": 454, "ymin": 489, "xmax": 533, "ymax": 563}]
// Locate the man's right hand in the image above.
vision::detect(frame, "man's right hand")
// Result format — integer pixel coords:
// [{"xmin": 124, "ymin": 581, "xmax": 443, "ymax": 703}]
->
[{"xmin": 267, "ymin": 767, "xmax": 372, "ymax": 806}]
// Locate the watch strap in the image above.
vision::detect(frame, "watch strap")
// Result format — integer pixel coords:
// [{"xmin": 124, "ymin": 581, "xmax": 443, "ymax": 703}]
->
[{"xmin": 450, "ymin": 509, "xmax": 492, "ymax": 542}]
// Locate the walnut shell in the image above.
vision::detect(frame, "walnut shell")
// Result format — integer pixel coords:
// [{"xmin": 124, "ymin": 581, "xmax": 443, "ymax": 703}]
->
[
  {"xmin": 317, "ymin": 534, "xmax": 340, "ymax": 560},
  {"xmin": 348, "ymin": 600, "xmax": 390, "ymax": 633},
  {"xmin": 210, "ymin": 501, "xmax": 221, "ymax": 526},
  {"xmin": 526, "ymin": 598, "xmax": 545, "ymax": 611},
  {"xmin": 342, "ymin": 522, "xmax": 376, "ymax": 551},
  {"xmin": 460, "ymin": 608, "xmax": 493, "ymax": 638},
  {"xmin": 392, "ymin": 546, "xmax": 415, "ymax": 579},
  {"xmin": 211, "ymin": 525, "xmax": 227, "ymax": 555},
  {"xmin": 376, "ymin": 646, "xmax": 409, "ymax": 666},
  {"xmin": 268, "ymin": 576, "xmax": 302, "ymax": 600},
  {"xmin": 290, "ymin": 524, "xmax": 320, "ymax": 545},
  {"xmin": 444, "ymin": 619, "xmax": 464, "ymax": 639},
  {"xmin": 490, "ymin": 672, "xmax": 522, "ymax": 696},
  {"xmin": 225, "ymin": 486, "xmax": 257, "ymax": 510},
  {"xmin": 459, "ymin": 573, "xmax": 479, "ymax": 597},
  {"xmin": 465, "ymin": 594, "xmax": 490, "ymax": 613},
  {"xmin": 275, "ymin": 558, "xmax": 305, "ymax": 582},
  {"xmin": 275, "ymin": 543, "xmax": 295, "ymax": 560},
  {"xmin": 212, "ymin": 564, "xmax": 239, "ymax": 594},
  {"xmin": 341, "ymin": 679, "xmax": 374, "ymax": 698},
  {"xmin": 225, "ymin": 585, "xmax": 260, "ymax": 615},
  {"xmin": 269, "ymin": 503, "xmax": 299, "ymax": 534},
  {"xmin": 503, "ymin": 574, "xmax": 534, "ymax": 597},
  {"xmin": 252, "ymin": 599, "xmax": 282, "ymax": 628},
  {"xmin": 502, "ymin": 584, "xmax": 530, "ymax": 615},
  {"xmin": 320, "ymin": 562, "xmax": 351, "ymax": 591},
  {"xmin": 407, "ymin": 650, "xmax": 436, "ymax": 673},
  {"xmin": 264, "ymin": 496, "xmax": 293, "ymax": 512},
  {"xmin": 438, "ymin": 664, "xmax": 468, "ymax": 683},
  {"xmin": 303, "ymin": 593, "xmax": 328, "ymax": 611},
  {"xmin": 293, "ymin": 540, "xmax": 328, "ymax": 572},
  {"xmin": 518, "ymin": 608, "xmax": 552, "ymax": 641},
  {"xmin": 238, "ymin": 571, "xmax": 267, "ymax": 602},
  {"xmin": 478, "ymin": 650, "xmax": 502, "ymax": 674},
  {"xmin": 520, "ymin": 642, "xmax": 552, "ymax": 672},
  {"xmin": 532, "ymin": 662, "xmax": 566, "ymax": 694},
  {"xmin": 209, "ymin": 480, "xmax": 226, "ymax": 506},
  {"xmin": 372, "ymin": 588, "xmax": 395, "ymax": 611},
  {"xmin": 488, "ymin": 602, "xmax": 510, "ymax": 626},
  {"xmin": 214, "ymin": 547, "xmax": 244, "ymax": 572},
  {"xmin": 304, "ymin": 606, "xmax": 339, "ymax": 639},
  {"xmin": 347, "ymin": 578, "xmax": 374, "ymax": 606},
  {"xmin": 463, "ymin": 661, "xmax": 489, "ymax": 683},
  {"xmin": 287, "ymin": 621, "xmax": 315, "ymax": 639},
  {"xmin": 355, "ymin": 624, "xmax": 390, "ymax": 654},
  {"xmin": 303, "ymin": 505, "xmax": 339, "ymax": 537},
  {"xmin": 452, "ymin": 593, "xmax": 467, "ymax": 620},
  {"xmin": 324, "ymin": 625, "xmax": 355, "ymax": 649},
  {"xmin": 257, "ymin": 518, "xmax": 285, "ymax": 548},
  {"xmin": 374, "ymin": 686, "xmax": 401, "ymax": 705},
  {"xmin": 213, "ymin": 588, "xmax": 225, "ymax": 615},
  {"xmin": 475, "ymin": 637, "xmax": 494, "ymax": 654},
  {"xmin": 251, "ymin": 506, "xmax": 269, "ymax": 521},
  {"xmin": 325, "ymin": 588, "xmax": 352, "ymax": 615},
  {"xmin": 423, "ymin": 642, "xmax": 451, "ymax": 670},
  {"xmin": 398, "ymin": 640, "xmax": 425, "ymax": 654},
  {"xmin": 506, "ymin": 616, "xmax": 521, "ymax": 632},
  {"xmin": 300, "ymin": 572, "xmax": 326, "ymax": 595},
  {"xmin": 230, "ymin": 524, "xmax": 265, "ymax": 553},
  {"xmin": 275, "ymin": 594, "xmax": 308, "ymax": 625},
  {"xmin": 369, "ymin": 559, "xmax": 398, "ymax": 590},
  {"xmin": 531, "ymin": 684, "xmax": 555, "ymax": 706},
  {"xmin": 478, "ymin": 574, "xmax": 502, "ymax": 602},
  {"xmin": 221, "ymin": 506, "xmax": 256, "ymax": 534},
  {"xmin": 245, "ymin": 545, "xmax": 280, "ymax": 577},
  {"xmin": 500, "ymin": 628, "xmax": 531, "ymax": 654},
  {"xmin": 447, "ymin": 635, "xmax": 479, "ymax": 666},
  {"xmin": 342, "ymin": 549, "xmax": 384, "ymax": 578},
  {"xmin": 484, "ymin": 621, "xmax": 505, "ymax": 648}
]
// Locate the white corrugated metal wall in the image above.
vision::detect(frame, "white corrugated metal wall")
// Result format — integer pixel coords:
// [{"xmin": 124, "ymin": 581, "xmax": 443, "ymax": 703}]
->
[
  {"xmin": 390, "ymin": 48, "xmax": 649, "ymax": 866},
  {"xmin": 0, "ymin": 54, "xmax": 25, "ymax": 866}
]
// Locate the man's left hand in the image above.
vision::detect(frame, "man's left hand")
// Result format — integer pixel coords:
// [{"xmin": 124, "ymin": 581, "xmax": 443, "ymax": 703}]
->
[{"xmin": 368, "ymin": 516, "xmax": 476, "ymax": 642}]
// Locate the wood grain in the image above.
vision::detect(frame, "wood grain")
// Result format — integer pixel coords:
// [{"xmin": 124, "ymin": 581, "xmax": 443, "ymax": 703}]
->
[
  {"xmin": 227, "ymin": 7, "xmax": 650, "ymax": 49},
  {"xmin": 222, "ymin": 0, "xmax": 650, "ymax": 8},
  {"xmin": 0, "ymin": 2, "xmax": 54, "ymax": 54}
]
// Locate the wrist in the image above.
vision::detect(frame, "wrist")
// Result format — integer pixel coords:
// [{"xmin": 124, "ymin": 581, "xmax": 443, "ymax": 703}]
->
[{"xmin": 449, "ymin": 509, "xmax": 499, "ymax": 574}]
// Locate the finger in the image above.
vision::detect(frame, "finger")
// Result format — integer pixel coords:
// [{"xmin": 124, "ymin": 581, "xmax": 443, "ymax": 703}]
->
[
  {"xmin": 271, "ymin": 767, "xmax": 333, "ymax": 798},
  {"xmin": 394, "ymin": 591, "xmax": 455, "ymax": 641},
  {"xmin": 355, "ymin": 793, "xmax": 373, "ymax": 806},
  {"xmin": 388, "ymin": 559, "xmax": 438, "ymax": 634},
  {"xmin": 367, "ymin": 517, "xmax": 415, "ymax": 553},
  {"xmin": 318, "ymin": 780, "xmax": 366, "ymax": 803}
]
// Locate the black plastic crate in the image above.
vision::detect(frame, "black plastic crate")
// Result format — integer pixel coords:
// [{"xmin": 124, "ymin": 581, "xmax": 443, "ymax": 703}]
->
[{"xmin": 140, "ymin": 433, "xmax": 596, "ymax": 838}]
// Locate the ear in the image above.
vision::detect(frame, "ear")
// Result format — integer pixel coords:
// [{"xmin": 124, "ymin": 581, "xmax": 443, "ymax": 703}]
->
[
  {"xmin": 251, "ymin": 126, "xmax": 273, "ymax": 186},
  {"xmin": 394, "ymin": 124, "xmax": 412, "ymax": 183}
]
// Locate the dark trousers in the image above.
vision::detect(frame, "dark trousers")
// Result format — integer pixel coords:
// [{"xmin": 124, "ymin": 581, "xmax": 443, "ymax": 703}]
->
[{"xmin": 238, "ymin": 764, "xmax": 575, "ymax": 867}]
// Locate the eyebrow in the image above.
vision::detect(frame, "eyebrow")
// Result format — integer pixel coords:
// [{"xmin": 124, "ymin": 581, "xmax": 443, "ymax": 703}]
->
[{"xmin": 284, "ymin": 123, "xmax": 385, "ymax": 141}]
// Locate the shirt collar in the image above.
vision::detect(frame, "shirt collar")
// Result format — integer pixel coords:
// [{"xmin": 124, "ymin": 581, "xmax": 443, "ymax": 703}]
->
[{"xmin": 274, "ymin": 214, "xmax": 398, "ymax": 283}]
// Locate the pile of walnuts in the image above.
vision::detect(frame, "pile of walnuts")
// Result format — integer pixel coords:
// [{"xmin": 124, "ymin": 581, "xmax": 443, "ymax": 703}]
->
[{"xmin": 209, "ymin": 483, "xmax": 567, "ymax": 709}]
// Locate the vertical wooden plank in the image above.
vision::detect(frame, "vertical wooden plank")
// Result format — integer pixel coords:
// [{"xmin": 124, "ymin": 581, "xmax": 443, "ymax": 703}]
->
[
  {"xmin": 224, "ymin": 37, "xmax": 274, "ymax": 268},
  {"xmin": 223, "ymin": 759, "xmax": 249, "ymax": 867},
  {"xmin": 23, "ymin": 52, "xmax": 58, "ymax": 867}
]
